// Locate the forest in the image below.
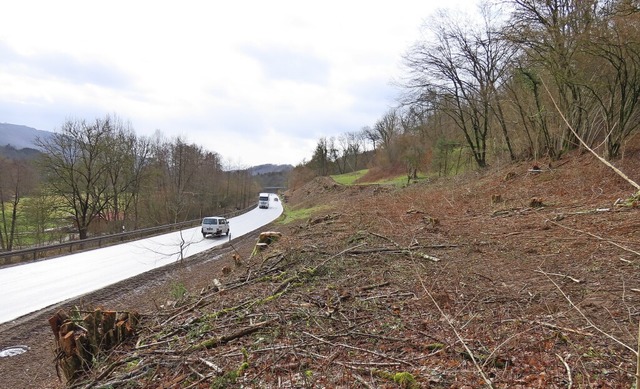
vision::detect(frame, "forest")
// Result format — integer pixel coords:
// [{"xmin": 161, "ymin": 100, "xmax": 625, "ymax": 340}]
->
[
  {"xmin": 0, "ymin": 116, "xmax": 264, "ymax": 250},
  {"xmin": 295, "ymin": 0, "xmax": 640, "ymax": 187}
]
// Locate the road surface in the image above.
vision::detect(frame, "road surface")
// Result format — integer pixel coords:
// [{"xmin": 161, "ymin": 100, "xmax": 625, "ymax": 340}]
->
[{"xmin": 0, "ymin": 195, "xmax": 283, "ymax": 324}]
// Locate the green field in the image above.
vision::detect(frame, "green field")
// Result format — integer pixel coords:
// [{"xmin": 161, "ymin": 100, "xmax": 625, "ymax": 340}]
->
[
  {"xmin": 330, "ymin": 169, "xmax": 369, "ymax": 185},
  {"xmin": 331, "ymin": 169, "xmax": 429, "ymax": 188},
  {"xmin": 278, "ymin": 204, "xmax": 331, "ymax": 225},
  {"xmin": 1, "ymin": 194, "xmax": 70, "ymax": 249}
]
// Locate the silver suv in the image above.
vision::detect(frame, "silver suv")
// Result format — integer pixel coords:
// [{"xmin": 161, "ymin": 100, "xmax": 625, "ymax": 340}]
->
[{"xmin": 201, "ymin": 216, "xmax": 230, "ymax": 238}]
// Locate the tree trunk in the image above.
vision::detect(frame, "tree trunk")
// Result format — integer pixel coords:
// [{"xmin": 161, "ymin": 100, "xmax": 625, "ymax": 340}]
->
[{"xmin": 8, "ymin": 193, "xmax": 18, "ymax": 250}]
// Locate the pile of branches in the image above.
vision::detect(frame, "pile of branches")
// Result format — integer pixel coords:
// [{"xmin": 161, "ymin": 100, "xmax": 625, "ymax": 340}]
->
[{"xmin": 59, "ymin": 225, "xmax": 466, "ymax": 388}]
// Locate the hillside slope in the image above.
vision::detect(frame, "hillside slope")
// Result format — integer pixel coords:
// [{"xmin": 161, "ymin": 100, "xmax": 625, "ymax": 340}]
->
[
  {"xmin": 0, "ymin": 123, "xmax": 53, "ymax": 149},
  {"xmin": 2, "ymin": 145, "xmax": 640, "ymax": 388}
]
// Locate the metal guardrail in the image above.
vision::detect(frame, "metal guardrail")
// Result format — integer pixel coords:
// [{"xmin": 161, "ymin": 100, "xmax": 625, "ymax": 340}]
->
[{"xmin": 0, "ymin": 205, "xmax": 255, "ymax": 267}]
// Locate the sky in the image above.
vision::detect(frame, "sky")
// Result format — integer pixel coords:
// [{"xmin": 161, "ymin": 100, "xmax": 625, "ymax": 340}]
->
[{"xmin": 0, "ymin": 1, "xmax": 480, "ymax": 167}]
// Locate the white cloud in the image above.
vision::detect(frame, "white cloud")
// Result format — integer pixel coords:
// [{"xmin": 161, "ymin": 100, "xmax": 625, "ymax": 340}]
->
[{"xmin": 0, "ymin": 0, "xmax": 480, "ymax": 166}]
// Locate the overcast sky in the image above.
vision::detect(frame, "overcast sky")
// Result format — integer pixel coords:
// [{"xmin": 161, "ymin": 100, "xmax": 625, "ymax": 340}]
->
[{"xmin": 0, "ymin": 1, "xmax": 479, "ymax": 167}]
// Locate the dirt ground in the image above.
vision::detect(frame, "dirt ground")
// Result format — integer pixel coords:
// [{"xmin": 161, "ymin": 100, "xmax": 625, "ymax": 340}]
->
[{"xmin": 1, "ymin": 146, "xmax": 640, "ymax": 388}]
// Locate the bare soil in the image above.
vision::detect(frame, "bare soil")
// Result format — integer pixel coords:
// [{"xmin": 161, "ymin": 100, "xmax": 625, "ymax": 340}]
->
[{"xmin": 1, "ymin": 146, "xmax": 640, "ymax": 388}]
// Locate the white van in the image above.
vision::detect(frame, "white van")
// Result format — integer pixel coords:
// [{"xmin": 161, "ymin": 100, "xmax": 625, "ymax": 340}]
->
[
  {"xmin": 258, "ymin": 193, "xmax": 269, "ymax": 209},
  {"xmin": 201, "ymin": 216, "xmax": 229, "ymax": 238}
]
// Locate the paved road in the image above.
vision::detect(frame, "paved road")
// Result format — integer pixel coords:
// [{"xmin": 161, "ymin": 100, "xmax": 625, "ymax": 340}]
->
[{"xmin": 0, "ymin": 196, "xmax": 283, "ymax": 324}]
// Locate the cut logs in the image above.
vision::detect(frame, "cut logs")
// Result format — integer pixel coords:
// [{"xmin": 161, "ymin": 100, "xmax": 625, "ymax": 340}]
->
[{"xmin": 49, "ymin": 308, "xmax": 139, "ymax": 382}]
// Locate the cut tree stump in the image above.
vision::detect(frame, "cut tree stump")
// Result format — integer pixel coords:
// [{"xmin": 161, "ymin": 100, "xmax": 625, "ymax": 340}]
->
[
  {"xmin": 258, "ymin": 231, "xmax": 282, "ymax": 245},
  {"xmin": 49, "ymin": 308, "xmax": 139, "ymax": 382},
  {"xmin": 251, "ymin": 231, "xmax": 283, "ymax": 257}
]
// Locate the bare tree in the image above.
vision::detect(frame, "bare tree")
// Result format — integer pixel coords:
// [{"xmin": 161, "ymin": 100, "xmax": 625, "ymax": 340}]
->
[
  {"xmin": 37, "ymin": 117, "xmax": 115, "ymax": 240},
  {"xmin": 327, "ymin": 137, "xmax": 340, "ymax": 174},
  {"xmin": 126, "ymin": 135, "xmax": 152, "ymax": 229},
  {"xmin": 0, "ymin": 157, "xmax": 35, "ymax": 250},
  {"xmin": 374, "ymin": 109, "xmax": 401, "ymax": 165},
  {"xmin": 346, "ymin": 131, "xmax": 363, "ymax": 172},
  {"xmin": 336, "ymin": 134, "xmax": 350, "ymax": 174},
  {"xmin": 193, "ymin": 150, "xmax": 223, "ymax": 216},
  {"xmin": 153, "ymin": 137, "xmax": 206, "ymax": 223},
  {"xmin": 102, "ymin": 116, "xmax": 144, "ymax": 233},
  {"xmin": 505, "ymin": 64, "xmax": 557, "ymax": 159},
  {"xmin": 403, "ymin": 6, "xmax": 515, "ymax": 168},
  {"xmin": 362, "ymin": 126, "xmax": 380, "ymax": 151},
  {"xmin": 505, "ymin": 0, "xmax": 599, "ymax": 152},
  {"xmin": 142, "ymin": 134, "xmax": 233, "ymax": 224},
  {"xmin": 583, "ymin": 4, "xmax": 640, "ymax": 158}
]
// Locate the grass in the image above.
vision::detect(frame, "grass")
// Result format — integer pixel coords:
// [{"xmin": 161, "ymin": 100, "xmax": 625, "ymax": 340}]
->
[
  {"xmin": 278, "ymin": 204, "xmax": 332, "ymax": 225},
  {"xmin": 331, "ymin": 169, "xmax": 369, "ymax": 185},
  {"xmin": 374, "ymin": 175, "xmax": 414, "ymax": 187},
  {"xmin": 2, "ymin": 194, "xmax": 70, "ymax": 248},
  {"xmin": 364, "ymin": 173, "xmax": 429, "ymax": 187},
  {"xmin": 332, "ymin": 169, "xmax": 431, "ymax": 188}
]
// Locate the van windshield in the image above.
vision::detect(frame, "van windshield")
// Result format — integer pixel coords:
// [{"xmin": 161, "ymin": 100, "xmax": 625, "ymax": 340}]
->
[
  {"xmin": 259, "ymin": 196, "xmax": 269, "ymax": 201},
  {"xmin": 203, "ymin": 219, "xmax": 218, "ymax": 225}
]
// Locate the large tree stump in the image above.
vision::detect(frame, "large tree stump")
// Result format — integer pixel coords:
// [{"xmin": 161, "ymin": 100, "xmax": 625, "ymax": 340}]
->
[
  {"xmin": 251, "ymin": 231, "xmax": 283, "ymax": 257},
  {"xmin": 49, "ymin": 308, "xmax": 139, "ymax": 382}
]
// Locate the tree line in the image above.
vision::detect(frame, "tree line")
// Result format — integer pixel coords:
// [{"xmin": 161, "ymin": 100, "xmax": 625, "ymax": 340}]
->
[
  {"xmin": 0, "ymin": 115, "xmax": 261, "ymax": 250},
  {"xmin": 296, "ymin": 0, "xmax": 640, "ymax": 183}
]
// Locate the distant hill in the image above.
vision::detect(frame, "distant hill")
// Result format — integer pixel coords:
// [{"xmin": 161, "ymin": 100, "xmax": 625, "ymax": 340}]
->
[
  {"xmin": 249, "ymin": 164, "xmax": 294, "ymax": 176},
  {"xmin": 249, "ymin": 164, "xmax": 293, "ymax": 191},
  {"xmin": 0, "ymin": 123, "xmax": 54, "ymax": 150}
]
